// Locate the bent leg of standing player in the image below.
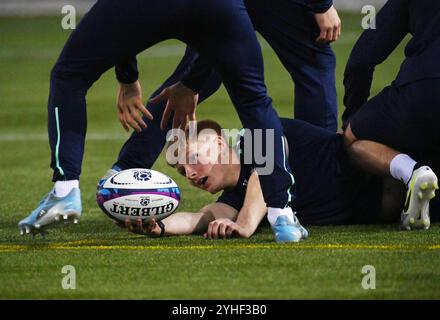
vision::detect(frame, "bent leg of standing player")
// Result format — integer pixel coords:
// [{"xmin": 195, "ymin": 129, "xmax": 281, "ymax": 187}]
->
[
  {"xmin": 186, "ymin": 0, "xmax": 304, "ymax": 242},
  {"xmin": 18, "ymin": 0, "xmax": 159, "ymax": 236}
]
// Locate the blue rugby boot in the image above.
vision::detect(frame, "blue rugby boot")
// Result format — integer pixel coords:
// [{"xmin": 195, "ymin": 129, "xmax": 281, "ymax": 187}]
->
[
  {"xmin": 18, "ymin": 188, "xmax": 82, "ymax": 237},
  {"xmin": 97, "ymin": 165, "xmax": 121, "ymax": 190},
  {"xmin": 271, "ymin": 214, "xmax": 308, "ymax": 243}
]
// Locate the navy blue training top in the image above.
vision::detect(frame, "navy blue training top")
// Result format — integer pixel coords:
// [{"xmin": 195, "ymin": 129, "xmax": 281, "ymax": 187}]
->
[{"xmin": 343, "ymin": 0, "xmax": 440, "ymax": 123}]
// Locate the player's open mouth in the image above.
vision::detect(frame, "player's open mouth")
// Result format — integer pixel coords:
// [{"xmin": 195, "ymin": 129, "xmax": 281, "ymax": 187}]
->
[{"xmin": 197, "ymin": 176, "xmax": 208, "ymax": 187}]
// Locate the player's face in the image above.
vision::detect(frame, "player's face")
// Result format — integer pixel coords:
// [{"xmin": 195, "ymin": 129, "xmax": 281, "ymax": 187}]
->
[{"xmin": 176, "ymin": 135, "xmax": 230, "ymax": 194}]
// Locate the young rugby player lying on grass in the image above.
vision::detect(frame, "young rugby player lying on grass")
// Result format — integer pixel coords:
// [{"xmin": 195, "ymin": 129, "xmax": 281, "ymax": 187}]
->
[{"xmin": 112, "ymin": 118, "xmax": 438, "ymax": 240}]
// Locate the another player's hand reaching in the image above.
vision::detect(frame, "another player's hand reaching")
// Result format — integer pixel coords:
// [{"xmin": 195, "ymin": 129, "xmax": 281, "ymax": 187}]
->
[
  {"xmin": 149, "ymin": 81, "xmax": 198, "ymax": 131},
  {"xmin": 315, "ymin": 5, "xmax": 342, "ymax": 43},
  {"xmin": 117, "ymin": 80, "xmax": 154, "ymax": 133}
]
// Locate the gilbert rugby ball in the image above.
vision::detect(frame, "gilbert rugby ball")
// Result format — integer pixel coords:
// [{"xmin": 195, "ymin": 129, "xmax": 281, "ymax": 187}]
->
[{"xmin": 96, "ymin": 168, "xmax": 180, "ymax": 223}]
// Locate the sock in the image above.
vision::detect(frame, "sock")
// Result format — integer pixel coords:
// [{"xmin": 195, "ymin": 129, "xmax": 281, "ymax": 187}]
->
[
  {"xmin": 54, "ymin": 180, "xmax": 79, "ymax": 197},
  {"xmin": 267, "ymin": 207, "xmax": 295, "ymax": 226},
  {"xmin": 390, "ymin": 154, "xmax": 417, "ymax": 185}
]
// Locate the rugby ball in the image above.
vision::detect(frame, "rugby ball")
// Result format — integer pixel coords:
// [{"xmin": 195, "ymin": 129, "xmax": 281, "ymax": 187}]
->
[{"xmin": 96, "ymin": 168, "xmax": 180, "ymax": 223}]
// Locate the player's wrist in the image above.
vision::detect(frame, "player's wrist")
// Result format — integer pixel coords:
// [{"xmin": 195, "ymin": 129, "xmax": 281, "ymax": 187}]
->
[
  {"xmin": 235, "ymin": 221, "xmax": 252, "ymax": 238},
  {"xmin": 311, "ymin": 1, "xmax": 333, "ymax": 14},
  {"xmin": 176, "ymin": 81, "xmax": 197, "ymax": 95},
  {"xmin": 119, "ymin": 81, "xmax": 142, "ymax": 98},
  {"xmin": 155, "ymin": 220, "xmax": 166, "ymax": 237},
  {"xmin": 179, "ymin": 79, "xmax": 200, "ymax": 95},
  {"xmin": 119, "ymin": 80, "xmax": 140, "ymax": 89}
]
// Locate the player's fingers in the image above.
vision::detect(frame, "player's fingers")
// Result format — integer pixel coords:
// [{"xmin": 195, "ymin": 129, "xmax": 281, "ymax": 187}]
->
[
  {"xmin": 193, "ymin": 93, "xmax": 199, "ymax": 106},
  {"xmin": 186, "ymin": 112, "xmax": 195, "ymax": 131},
  {"xmin": 187, "ymin": 117, "xmax": 197, "ymax": 137},
  {"xmin": 205, "ymin": 223, "xmax": 212, "ymax": 239},
  {"xmin": 336, "ymin": 23, "xmax": 342, "ymax": 40},
  {"xmin": 206, "ymin": 222, "xmax": 215, "ymax": 239},
  {"xmin": 125, "ymin": 112, "xmax": 142, "ymax": 133},
  {"xmin": 326, "ymin": 28, "xmax": 334, "ymax": 42},
  {"xmin": 210, "ymin": 222, "xmax": 219, "ymax": 239},
  {"xmin": 136, "ymin": 218, "xmax": 145, "ymax": 234},
  {"xmin": 225, "ymin": 225, "xmax": 235, "ymax": 238},
  {"xmin": 177, "ymin": 112, "xmax": 187, "ymax": 130},
  {"xmin": 130, "ymin": 106, "xmax": 147, "ymax": 130},
  {"xmin": 117, "ymin": 104, "xmax": 130, "ymax": 130},
  {"xmin": 145, "ymin": 219, "xmax": 157, "ymax": 232},
  {"xmin": 118, "ymin": 109, "xmax": 130, "ymax": 132},
  {"xmin": 136, "ymin": 103, "xmax": 154, "ymax": 121},
  {"xmin": 332, "ymin": 28, "xmax": 338, "ymax": 42},
  {"xmin": 172, "ymin": 111, "xmax": 181, "ymax": 130},
  {"xmin": 179, "ymin": 114, "xmax": 189, "ymax": 131},
  {"xmin": 332, "ymin": 26, "xmax": 339, "ymax": 41},
  {"xmin": 160, "ymin": 101, "xmax": 173, "ymax": 130},
  {"xmin": 116, "ymin": 100, "xmax": 123, "ymax": 112},
  {"xmin": 149, "ymin": 89, "xmax": 167, "ymax": 105},
  {"xmin": 128, "ymin": 118, "xmax": 142, "ymax": 133},
  {"xmin": 125, "ymin": 218, "xmax": 133, "ymax": 232},
  {"xmin": 333, "ymin": 22, "xmax": 340, "ymax": 38},
  {"xmin": 316, "ymin": 30, "xmax": 327, "ymax": 43},
  {"xmin": 219, "ymin": 223, "xmax": 228, "ymax": 239},
  {"xmin": 188, "ymin": 110, "xmax": 196, "ymax": 122}
]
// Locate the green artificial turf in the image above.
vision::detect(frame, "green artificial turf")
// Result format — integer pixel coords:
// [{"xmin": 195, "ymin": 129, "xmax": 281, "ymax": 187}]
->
[{"xmin": 0, "ymin": 14, "xmax": 439, "ymax": 299}]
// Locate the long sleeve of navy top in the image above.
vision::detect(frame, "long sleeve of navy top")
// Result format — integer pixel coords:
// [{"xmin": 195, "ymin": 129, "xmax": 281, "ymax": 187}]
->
[
  {"xmin": 115, "ymin": 56, "xmax": 139, "ymax": 84},
  {"xmin": 304, "ymin": 0, "xmax": 333, "ymax": 13},
  {"xmin": 343, "ymin": 0, "xmax": 440, "ymax": 125},
  {"xmin": 181, "ymin": 55, "xmax": 216, "ymax": 93}
]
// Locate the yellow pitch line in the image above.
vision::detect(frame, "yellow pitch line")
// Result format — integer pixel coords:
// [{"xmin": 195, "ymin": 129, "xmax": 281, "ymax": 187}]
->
[{"xmin": 0, "ymin": 243, "xmax": 439, "ymax": 253}]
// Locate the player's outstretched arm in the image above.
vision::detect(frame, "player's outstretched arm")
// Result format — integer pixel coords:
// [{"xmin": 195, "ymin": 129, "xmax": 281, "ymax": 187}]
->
[
  {"xmin": 117, "ymin": 202, "xmax": 238, "ymax": 237},
  {"xmin": 205, "ymin": 172, "xmax": 267, "ymax": 239}
]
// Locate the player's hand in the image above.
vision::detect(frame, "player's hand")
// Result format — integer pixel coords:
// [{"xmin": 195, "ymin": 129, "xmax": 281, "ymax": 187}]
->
[
  {"xmin": 149, "ymin": 81, "xmax": 198, "ymax": 131},
  {"xmin": 114, "ymin": 218, "xmax": 162, "ymax": 237},
  {"xmin": 314, "ymin": 5, "xmax": 342, "ymax": 43},
  {"xmin": 204, "ymin": 218, "xmax": 250, "ymax": 240},
  {"xmin": 117, "ymin": 81, "xmax": 153, "ymax": 133}
]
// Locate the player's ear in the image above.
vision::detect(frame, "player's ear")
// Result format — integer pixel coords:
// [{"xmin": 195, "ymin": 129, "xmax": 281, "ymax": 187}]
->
[{"xmin": 216, "ymin": 135, "xmax": 228, "ymax": 151}]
